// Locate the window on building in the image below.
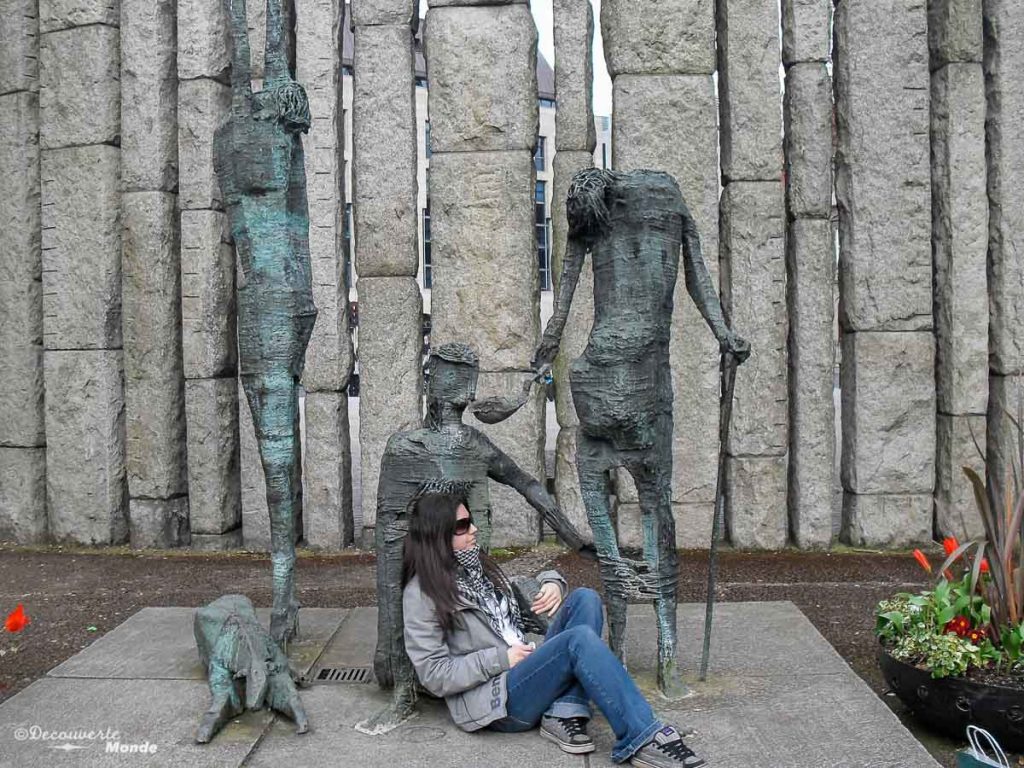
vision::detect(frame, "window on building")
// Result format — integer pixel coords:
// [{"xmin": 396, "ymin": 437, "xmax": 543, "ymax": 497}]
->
[
  {"xmin": 423, "ymin": 202, "xmax": 432, "ymax": 289},
  {"xmin": 534, "ymin": 136, "xmax": 546, "ymax": 173},
  {"xmin": 425, "ymin": 120, "xmax": 431, "ymax": 159},
  {"xmin": 536, "ymin": 181, "xmax": 550, "ymax": 291},
  {"xmin": 344, "ymin": 202, "xmax": 353, "ymax": 289}
]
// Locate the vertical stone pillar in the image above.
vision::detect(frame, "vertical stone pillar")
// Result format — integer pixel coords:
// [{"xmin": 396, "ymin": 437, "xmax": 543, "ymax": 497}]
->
[
  {"xmin": 121, "ymin": 0, "xmax": 189, "ymax": 548},
  {"xmin": 782, "ymin": 0, "xmax": 835, "ymax": 548},
  {"xmin": 603, "ymin": 0, "xmax": 721, "ymax": 549},
  {"xmin": 984, "ymin": 0, "xmax": 1024, "ymax": 505},
  {"xmin": 0, "ymin": 0, "xmax": 47, "ymax": 543},
  {"xmin": 352, "ymin": 0, "xmax": 422, "ymax": 549},
  {"xmin": 39, "ymin": 1, "xmax": 127, "ymax": 544},
  {"xmin": 297, "ymin": 0, "xmax": 354, "ymax": 549},
  {"xmin": 178, "ymin": 0, "xmax": 241, "ymax": 550},
  {"xmin": 425, "ymin": 1, "xmax": 543, "ymax": 547},
  {"xmin": 835, "ymin": 0, "xmax": 936, "ymax": 546},
  {"xmin": 717, "ymin": 0, "xmax": 788, "ymax": 549},
  {"xmin": 930, "ymin": 1, "xmax": 988, "ymax": 539},
  {"xmin": 551, "ymin": 0, "xmax": 595, "ymax": 545}
]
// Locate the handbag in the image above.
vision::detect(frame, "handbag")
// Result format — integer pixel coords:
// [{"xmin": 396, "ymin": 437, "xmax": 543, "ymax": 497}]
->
[{"xmin": 956, "ymin": 726, "xmax": 1011, "ymax": 768}]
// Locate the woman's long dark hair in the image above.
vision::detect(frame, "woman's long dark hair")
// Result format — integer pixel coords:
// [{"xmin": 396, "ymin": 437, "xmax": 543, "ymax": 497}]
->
[{"xmin": 403, "ymin": 491, "xmax": 516, "ymax": 633}]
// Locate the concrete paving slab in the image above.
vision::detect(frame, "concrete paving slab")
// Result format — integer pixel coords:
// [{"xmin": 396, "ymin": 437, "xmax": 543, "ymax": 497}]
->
[
  {"xmin": 245, "ymin": 684, "xmax": 582, "ymax": 768},
  {"xmin": 0, "ymin": 677, "xmax": 270, "ymax": 768},
  {"xmin": 47, "ymin": 607, "xmax": 348, "ymax": 680}
]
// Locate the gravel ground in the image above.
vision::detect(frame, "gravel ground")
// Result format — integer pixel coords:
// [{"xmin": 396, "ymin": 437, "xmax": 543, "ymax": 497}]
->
[{"xmin": 1, "ymin": 542, "xmax": 1021, "ymax": 767}]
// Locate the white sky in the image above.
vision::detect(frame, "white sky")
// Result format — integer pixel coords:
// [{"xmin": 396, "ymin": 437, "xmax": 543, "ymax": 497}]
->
[{"xmin": 419, "ymin": 1, "xmax": 614, "ymax": 117}]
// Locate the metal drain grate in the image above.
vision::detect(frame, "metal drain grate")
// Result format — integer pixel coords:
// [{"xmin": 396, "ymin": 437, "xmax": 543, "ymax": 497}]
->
[{"xmin": 314, "ymin": 666, "xmax": 374, "ymax": 684}]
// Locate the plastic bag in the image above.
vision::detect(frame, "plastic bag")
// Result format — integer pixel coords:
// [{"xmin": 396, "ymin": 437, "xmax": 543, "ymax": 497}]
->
[{"xmin": 956, "ymin": 726, "xmax": 1010, "ymax": 768}]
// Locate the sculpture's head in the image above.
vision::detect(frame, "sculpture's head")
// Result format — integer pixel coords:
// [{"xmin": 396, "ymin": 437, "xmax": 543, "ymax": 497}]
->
[
  {"xmin": 425, "ymin": 343, "xmax": 479, "ymax": 425},
  {"xmin": 566, "ymin": 168, "xmax": 620, "ymax": 245},
  {"xmin": 253, "ymin": 81, "xmax": 312, "ymax": 134}
]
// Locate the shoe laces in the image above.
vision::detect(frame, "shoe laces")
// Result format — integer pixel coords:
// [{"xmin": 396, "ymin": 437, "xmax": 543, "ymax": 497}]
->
[
  {"xmin": 655, "ymin": 736, "xmax": 697, "ymax": 763},
  {"xmin": 561, "ymin": 717, "xmax": 588, "ymax": 739}
]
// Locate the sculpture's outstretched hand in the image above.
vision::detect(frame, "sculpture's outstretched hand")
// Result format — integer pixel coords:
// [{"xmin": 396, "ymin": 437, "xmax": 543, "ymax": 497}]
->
[{"xmin": 720, "ymin": 331, "xmax": 751, "ymax": 365}]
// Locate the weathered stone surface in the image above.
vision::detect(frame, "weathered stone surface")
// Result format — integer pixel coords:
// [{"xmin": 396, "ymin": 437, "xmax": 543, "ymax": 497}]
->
[
  {"xmin": 986, "ymin": 373, "xmax": 1024, "ymax": 504},
  {"xmin": 551, "ymin": 150, "xmax": 594, "ymax": 429},
  {"xmin": 984, "ymin": 0, "xmax": 1024, "ymax": 375},
  {"xmin": 928, "ymin": 0, "xmax": 982, "ymax": 67},
  {"xmin": 932, "ymin": 63, "xmax": 988, "ymax": 415},
  {"xmin": 429, "ymin": 150, "xmax": 539, "ymax": 370},
  {"xmin": 553, "ymin": 0, "xmax": 595, "ymax": 152},
  {"xmin": 176, "ymin": 0, "xmax": 229, "ymax": 82},
  {"xmin": 124, "ymin": 376, "xmax": 187, "ymax": 498},
  {"xmin": 190, "ymin": 527, "xmax": 242, "ymax": 551},
  {"xmin": 121, "ymin": 0, "xmax": 177, "ymax": 192},
  {"xmin": 0, "ymin": 0, "xmax": 40, "ymax": 94},
  {"xmin": 297, "ymin": 0, "xmax": 352, "ymax": 392},
  {"xmin": 842, "ymin": 493, "xmax": 932, "ymax": 547},
  {"xmin": 781, "ymin": 0, "xmax": 831, "ymax": 65},
  {"xmin": 129, "ymin": 496, "xmax": 189, "ymax": 549},
  {"xmin": 935, "ymin": 413, "xmax": 985, "ymax": 540},
  {"xmin": 834, "ymin": 0, "xmax": 932, "ymax": 332},
  {"xmin": 303, "ymin": 391, "xmax": 353, "ymax": 549},
  {"xmin": 40, "ymin": 144, "xmax": 122, "ymax": 350},
  {"xmin": 840, "ymin": 331, "xmax": 936, "ymax": 494},
  {"xmin": 184, "ymin": 377, "xmax": 240, "ymax": 534},
  {"xmin": 243, "ymin": 0, "xmax": 294, "ymax": 82},
  {"xmin": 721, "ymin": 182, "xmax": 788, "ymax": 458},
  {"xmin": 351, "ymin": 0, "xmax": 418, "ymax": 26},
  {"xmin": 613, "ymin": 74, "xmax": 721, "ymax": 505},
  {"xmin": 601, "ymin": 0, "xmax": 715, "ymax": 76},
  {"xmin": 727, "ymin": 455, "xmax": 788, "ymax": 550},
  {"xmin": 474, "ymin": 372, "xmax": 543, "ymax": 548},
  {"xmin": 0, "ymin": 91, "xmax": 44, "ymax": 447},
  {"xmin": 784, "ymin": 62, "xmax": 832, "ymax": 218},
  {"xmin": 554, "ymin": 427, "xmax": 592, "ymax": 547},
  {"xmin": 39, "ymin": 25, "xmax": 120, "ymax": 149},
  {"xmin": 616, "ymin": 501, "xmax": 715, "ymax": 550},
  {"xmin": 44, "ymin": 350, "xmax": 128, "ymax": 545},
  {"xmin": 239, "ymin": 379, "xmax": 269, "ymax": 551},
  {"xmin": 0, "ymin": 447, "xmax": 47, "ymax": 543},
  {"xmin": 424, "ymin": 4, "xmax": 538, "ymax": 153},
  {"xmin": 122, "ymin": 192, "xmax": 182, "ymax": 381},
  {"xmin": 352, "ymin": 23, "xmax": 419, "ymax": 278},
  {"xmin": 787, "ymin": 218, "xmax": 835, "ymax": 550},
  {"xmin": 717, "ymin": 0, "xmax": 785, "ymax": 181},
  {"xmin": 428, "ymin": 0, "xmax": 528, "ymax": 5},
  {"xmin": 39, "ymin": 0, "xmax": 118, "ymax": 32},
  {"xmin": 357, "ymin": 277, "xmax": 423, "ymax": 537},
  {"xmin": 181, "ymin": 209, "xmax": 237, "ymax": 379},
  {"xmin": 177, "ymin": 77, "xmax": 230, "ymax": 211}
]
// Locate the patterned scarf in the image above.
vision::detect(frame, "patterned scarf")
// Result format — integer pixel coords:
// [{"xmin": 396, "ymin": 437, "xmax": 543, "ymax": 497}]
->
[{"xmin": 453, "ymin": 546, "xmax": 526, "ymax": 645}]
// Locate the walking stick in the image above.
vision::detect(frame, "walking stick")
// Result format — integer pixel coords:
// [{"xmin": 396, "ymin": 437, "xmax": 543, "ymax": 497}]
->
[{"xmin": 699, "ymin": 349, "xmax": 738, "ymax": 682}]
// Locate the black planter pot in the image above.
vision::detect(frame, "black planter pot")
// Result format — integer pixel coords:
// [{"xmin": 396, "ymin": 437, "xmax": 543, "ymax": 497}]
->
[{"xmin": 879, "ymin": 647, "xmax": 1024, "ymax": 752}]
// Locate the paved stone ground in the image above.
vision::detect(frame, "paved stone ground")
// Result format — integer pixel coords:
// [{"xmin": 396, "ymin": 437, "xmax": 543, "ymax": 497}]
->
[{"xmin": 0, "ymin": 601, "xmax": 940, "ymax": 767}]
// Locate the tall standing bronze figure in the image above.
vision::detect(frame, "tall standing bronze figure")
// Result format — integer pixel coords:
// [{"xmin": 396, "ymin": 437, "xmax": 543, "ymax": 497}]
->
[
  {"xmin": 213, "ymin": 0, "xmax": 318, "ymax": 649},
  {"xmin": 533, "ymin": 168, "xmax": 750, "ymax": 698}
]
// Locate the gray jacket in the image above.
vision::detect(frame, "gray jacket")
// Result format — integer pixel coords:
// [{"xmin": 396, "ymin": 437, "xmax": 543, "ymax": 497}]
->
[{"xmin": 402, "ymin": 569, "xmax": 567, "ymax": 731}]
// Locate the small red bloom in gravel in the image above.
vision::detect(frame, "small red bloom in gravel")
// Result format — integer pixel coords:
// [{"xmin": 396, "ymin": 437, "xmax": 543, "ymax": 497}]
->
[
  {"xmin": 4, "ymin": 604, "xmax": 29, "ymax": 633},
  {"xmin": 942, "ymin": 537, "xmax": 959, "ymax": 557},
  {"xmin": 980, "ymin": 558, "xmax": 990, "ymax": 574},
  {"xmin": 913, "ymin": 549, "xmax": 932, "ymax": 574}
]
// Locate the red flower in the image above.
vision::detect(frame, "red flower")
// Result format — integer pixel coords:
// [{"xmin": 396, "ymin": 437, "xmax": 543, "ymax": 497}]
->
[
  {"xmin": 942, "ymin": 537, "xmax": 959, "ymax": 557},
  {"xmin": 4, "ymin": 604, "xmax": 29, "ymax": 633},
  {"xmin": 980, "ymin": 558, "xmax": 990, "ymax": 574},
  {"xmin": 944, "ymin": 616, "xmax": 971, "ymax": 637},
  {"xmin": 913, "ymin": 549, "xmax": 932, "ymax": 574},
  {"xmin": 967, "ymin": 628, "xmax": 986, "ymax": 645}
]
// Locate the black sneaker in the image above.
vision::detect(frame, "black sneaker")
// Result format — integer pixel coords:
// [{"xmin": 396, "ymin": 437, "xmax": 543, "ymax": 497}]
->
[
  {"xmin": 540, "ymin": 715, "xmax": 596, "ymax": 754},
  {"xmin": 630, "ymin": 726, "xmax": 706, "ymax": 768}
]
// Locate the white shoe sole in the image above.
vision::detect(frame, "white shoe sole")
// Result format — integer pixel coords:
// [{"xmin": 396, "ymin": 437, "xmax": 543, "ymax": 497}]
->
[{"xmin": 540, "ymin": 726, "xmax": 597, "ymax": 754}]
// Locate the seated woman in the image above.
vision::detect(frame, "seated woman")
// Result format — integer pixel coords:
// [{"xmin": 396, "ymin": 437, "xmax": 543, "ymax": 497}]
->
[{"xmin": 402, "ymin": 491, "xmax": 705, "ymax": 767}]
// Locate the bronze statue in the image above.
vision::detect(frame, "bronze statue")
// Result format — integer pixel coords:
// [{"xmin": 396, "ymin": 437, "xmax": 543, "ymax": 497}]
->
[{"xmin": 533, "ymin": 168, "xmax": 750, "ymax": 698}]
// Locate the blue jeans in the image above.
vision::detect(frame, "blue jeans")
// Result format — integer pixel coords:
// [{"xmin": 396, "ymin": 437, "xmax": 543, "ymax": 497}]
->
[{"xmin": 488, "ymin": 588, "xmax": 663, "ymax": 763}]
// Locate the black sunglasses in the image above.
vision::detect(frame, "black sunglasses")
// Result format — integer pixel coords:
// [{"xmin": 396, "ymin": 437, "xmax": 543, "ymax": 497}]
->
[{"xmin": 454, "ymin": 512, "xmax": 474, "ymax": 536}]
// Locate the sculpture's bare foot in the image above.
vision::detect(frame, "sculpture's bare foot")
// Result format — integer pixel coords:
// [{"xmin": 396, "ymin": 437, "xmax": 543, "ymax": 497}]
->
[
  {"xmin": 196, "ymin": 690, "xmax": 242, "ymax": 744},
  {"xmin": 354, "ymin": 686, "xmax": 417, "ymax": 736},
  {"xmin": 603, "ymin": 556, "xmax": 659, "ymax": 601},
  {"xmin": 657, "ymin": 658, "xmax": 693, "ymax": 701},
  {"xmin": 269, "ymin": 669, "xmax": 309, "ymax": 734}
]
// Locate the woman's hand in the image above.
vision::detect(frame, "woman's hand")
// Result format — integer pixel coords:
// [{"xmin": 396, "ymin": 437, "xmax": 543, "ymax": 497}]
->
[
  {"xmin": 507, "ymin": 643, "xmax": 534, "ymax": 668},
  {"xmin": 531, "ymin": 582, "xmax": 563, "ymax": 617}
]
